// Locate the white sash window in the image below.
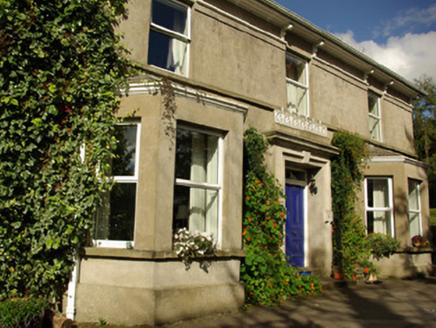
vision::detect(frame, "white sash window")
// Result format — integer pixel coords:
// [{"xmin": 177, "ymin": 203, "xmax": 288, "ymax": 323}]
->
[
  {"xmin": 365, "ymin": 177, "xmax": 394, "ymax": 235},
  {"xmin": 173, "ymin": 127, "xmax": 222, "ymax": 240},
  {"xmin": 368, "ymin": 92, "xmax": 382, "ymax": 141},
  {"xmin": 286, "ymin": 53, "xmax": 308, "ymax": 116},
  {"xmin": 408, "ymin": 179, "xmax": 422, "ymax": 238},
  {"xmin": 148, "ymin": 0, "xmax": 190, "ymax": 76},
  {"xmin": 94, "ymin": 123, "xmax": 141, "ymax": 247}
]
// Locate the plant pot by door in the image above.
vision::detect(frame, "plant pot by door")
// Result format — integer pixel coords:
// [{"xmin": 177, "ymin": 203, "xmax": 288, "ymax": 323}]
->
[{"xmin": 334, "ymin": 270, "xmax": 344, "ymax": 280}]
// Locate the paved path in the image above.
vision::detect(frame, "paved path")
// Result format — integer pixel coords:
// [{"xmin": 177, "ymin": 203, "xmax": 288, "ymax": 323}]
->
[{"xmin": 162, "ymin": 278, "xmax": 436, "ymax": 328}]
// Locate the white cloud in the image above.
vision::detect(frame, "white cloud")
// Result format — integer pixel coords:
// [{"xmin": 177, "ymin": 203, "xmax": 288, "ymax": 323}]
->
[
  {"xmin": 335, "ymin": 30, "xmax": 436, "ymax": 83},
  {"xmin": 376, "ymin": 4, "xmax": 436, "ymax": 39}
]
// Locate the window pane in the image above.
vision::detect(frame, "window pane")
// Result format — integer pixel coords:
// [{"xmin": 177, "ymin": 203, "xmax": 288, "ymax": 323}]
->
[
  {"xmin": 367, "ymin": 210, "xmax": 391, "ymax": 234},
  {"xmin": 409, "ymin": 212, "xmax": 421, "ymax": 237},
  {"xmin": 367, "ymin": 179, "xmax": 389, "ymax": 207},
  {"xmin": 408, "ymin": 180, "xmax": 419, "ymax": 211},
  {"xmin": 287, "ymin": 82, "xmax": 307, "ymax": 116},
  {"xmin": 95, "ymin": 183, "xmax": 136, "ymax": 241},
  {"xmin": 286, "ymin": 54, "xmax": 306, "ymax": 84},
  {"xmin": 175, "ymin": 129, "xmax": 219, "ymax": 184},
  {"xmin": 152, "ymin": 0, "xmax": 187, "ymax": 35},
  {"xmin": 368, "ymin": 94, "xmax": 379, "ymax": 116},
  {"xmin": 113, "ymin": 125, "xmax": 137, "ymax": 176},
  {"xmin": 173, "ymin": 185, "xmax": 219, "ymax": 237},
  {"xmin": 148, "ymin": 30, "xmax": 187, "ymax": 75},
  {"xmin": 369, "ymin": 116, "xmax": 380, "ymax": 141}
]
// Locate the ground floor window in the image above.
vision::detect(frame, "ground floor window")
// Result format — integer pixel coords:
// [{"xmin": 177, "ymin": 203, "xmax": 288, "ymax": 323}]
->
[
  {"xmin": 94, "ymin": 123, "xmax": 140, "ymax": 247},
  {"xmin": 365, "ymin": 177, "xmax": 394, "ymax": 235},
  {"xmin": 408, "ymin": 179, "xmax": 422, "ymax": 238},
  {"xmin": 173, "ymin": 126, "xmax": 222, "ymax": 239}
]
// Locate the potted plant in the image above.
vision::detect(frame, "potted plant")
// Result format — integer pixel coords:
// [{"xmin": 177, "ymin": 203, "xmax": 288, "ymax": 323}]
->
[
  {"xmin": 333, "ymin": 266, "xmax": 345, "ymax": 280},
  {"xmin": 173, "ymin": 228, "xmax": 216, "ymax": 270},
  {"xmin": 411, "ymin": 235, "xmax": 429, "ymax": 248},
  {"xmin": 366, "ymin": 233, "xmax": 400, "ymax": 260}
]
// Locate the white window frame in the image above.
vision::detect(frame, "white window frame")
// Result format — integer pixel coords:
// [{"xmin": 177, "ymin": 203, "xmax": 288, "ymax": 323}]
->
[
  {"xmin": 149, "ymin": 0, "xmax": 191, "ymax": 76},
  {"xmin": 368, "ymin": 92, "xmax": 382, "ymax": 142},
  {"xmin": 94, "ymin": 122, "xmax": 141, "ymax": 248},
  {"xmin": 174, "ymin": 125, "xmax": 223, "ymax": 247},
  {"xmin": 286, "ymin": 53, "xmax": 309, "ymax": 117},
  {"xmin": 364, "ymin": 177, "xmax": 395, "ymax": 236},
  {"xmin": 408, "ymin": 179, "xmax": 422, "ymax": 238}
]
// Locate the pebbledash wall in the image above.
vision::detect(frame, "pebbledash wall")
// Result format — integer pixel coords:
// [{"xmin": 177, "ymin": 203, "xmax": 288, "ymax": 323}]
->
[{"xmin": 67, "ymin": 0, "xmax": 431, "ymax": 325}]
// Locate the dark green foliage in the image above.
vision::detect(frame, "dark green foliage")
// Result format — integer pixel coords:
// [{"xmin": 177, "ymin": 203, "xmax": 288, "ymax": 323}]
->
[
  {"xmin": 0, "ymin": 296, "xmax": 48, "ymax": 328},
  {"xmin": 413, "ymin": 77, "xmax": 436, "ymax": 207},
  {"xmin": 0, "ymin": 0, "xmax": 130, "ymax": 302},
  {"xmin": 241, "ymin": 128, "xmax": 321, "ymax": 306}
]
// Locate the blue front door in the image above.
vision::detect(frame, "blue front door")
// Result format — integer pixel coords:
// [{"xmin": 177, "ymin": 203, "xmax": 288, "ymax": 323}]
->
[{"xmin": 285, "ymin": 185, "xmax": 304, "ymax": 267}]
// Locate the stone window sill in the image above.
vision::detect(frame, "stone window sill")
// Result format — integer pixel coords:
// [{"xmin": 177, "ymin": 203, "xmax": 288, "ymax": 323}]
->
[
  {"xmin": 396, "ymin": 247, "xmax": 433, "ymax": 254},
  {"xmin": 81, "ymin": 247, "xmax": 245, "ymax": 260}
]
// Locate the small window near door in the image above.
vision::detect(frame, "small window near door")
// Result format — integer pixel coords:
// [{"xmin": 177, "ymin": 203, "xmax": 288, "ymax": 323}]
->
[
  {"xmin": 408, "ymin": 179, "xmax": 422, "ymax": 238},
  {"xmin": 148, "ymin": 0, "xmax": 190, "ymax": 76},
  {"xmin": 285, "ymin": 168, "xmax": 306, "ymax": 187}
]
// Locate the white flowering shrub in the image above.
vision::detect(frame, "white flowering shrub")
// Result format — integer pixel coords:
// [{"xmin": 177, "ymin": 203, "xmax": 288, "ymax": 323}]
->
[{"xmin": 173, "ymin": 228, "xmax": 216, "ymax": 270}]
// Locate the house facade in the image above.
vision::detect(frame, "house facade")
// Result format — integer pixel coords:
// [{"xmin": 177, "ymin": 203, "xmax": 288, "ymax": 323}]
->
[{"xmin": 66, "ymin": 0, "xmax": 431, "ymax": 325}]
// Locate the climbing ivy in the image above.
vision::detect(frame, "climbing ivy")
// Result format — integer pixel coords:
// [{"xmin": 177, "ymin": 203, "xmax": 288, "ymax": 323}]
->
[
  {"xmin": 331, "ymin": 131, "xmax": 371, "ymax": 278},
  {"xmin": 241, "ymin": 128, "xmax": 321, "ymax": 306},
  {"xmin": 0, "ymin": 0, "xmax": 131, "ymax": 303}
]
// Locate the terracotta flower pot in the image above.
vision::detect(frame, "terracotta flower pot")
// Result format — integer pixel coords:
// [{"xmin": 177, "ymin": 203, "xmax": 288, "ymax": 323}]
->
[
  {"xmin": 334, "ymin": 270, "xmax": 344, "ymax": 280},
  {"xmin": 413, "ymin": 241, "xmax": 428, "ymax": 248}
]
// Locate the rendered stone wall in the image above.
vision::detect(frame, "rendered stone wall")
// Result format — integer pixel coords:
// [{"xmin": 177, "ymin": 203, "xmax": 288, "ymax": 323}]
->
[{"xmin": 75, "ymin": 257, "xmax": 245, "ymax": 326}]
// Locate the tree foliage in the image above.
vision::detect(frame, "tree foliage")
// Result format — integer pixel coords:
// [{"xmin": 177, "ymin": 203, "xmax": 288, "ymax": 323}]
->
[
  {"xmin": 241, "ymin": 128, "xmax": 321, "ymax": 306},
  {"xmin": 0, "ymin": 0, "xmax": 130, "ymax": 302},
  {"xmin": 413, "ymin": 77, "xmax": 436, "ymax": 207}
]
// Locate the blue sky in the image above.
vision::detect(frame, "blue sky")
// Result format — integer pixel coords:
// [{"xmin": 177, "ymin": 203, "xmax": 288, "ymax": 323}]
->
[{"xmin": 275, "ymin": 0, "xmax": 436, "ymax": 82}]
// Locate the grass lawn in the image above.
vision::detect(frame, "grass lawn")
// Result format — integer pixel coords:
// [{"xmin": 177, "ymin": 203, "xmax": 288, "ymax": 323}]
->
[{"xmin": 431, "ymin": 208, "xmax": 436, "ymax": 226}]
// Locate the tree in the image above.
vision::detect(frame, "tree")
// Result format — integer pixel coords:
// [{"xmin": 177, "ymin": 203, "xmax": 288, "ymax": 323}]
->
[
  {"xmin": 413, "ymin": 77, "xmax": 436, "ymax": 208},
  {"xmin": 0, "ymin": 0, "xmax": 130, "ymax": 303}
]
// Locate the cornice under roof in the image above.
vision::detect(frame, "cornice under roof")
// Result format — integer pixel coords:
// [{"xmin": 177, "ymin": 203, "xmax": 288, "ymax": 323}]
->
[{"xmin": 231, "ymin": 0, "xmax": 424, "ymax": 98}]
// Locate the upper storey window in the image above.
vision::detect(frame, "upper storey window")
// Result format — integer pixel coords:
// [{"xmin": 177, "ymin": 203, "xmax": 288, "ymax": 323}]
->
[
  {"xmin": 148, "ymin": 0, "xmax": 190, "ymax": 76},
  {"xmin": 286, "ymin": 53, "xmax": 308, "ymax": 116},
  {"xmin": 368, "ymin": 92, "xmax": 382, "ymax": 141}
]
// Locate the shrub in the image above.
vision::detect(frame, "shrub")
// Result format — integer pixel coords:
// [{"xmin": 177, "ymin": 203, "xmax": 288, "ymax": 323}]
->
[{"xmin": 0, "ymin": 297, "xmax": 48, "ymax": 328}]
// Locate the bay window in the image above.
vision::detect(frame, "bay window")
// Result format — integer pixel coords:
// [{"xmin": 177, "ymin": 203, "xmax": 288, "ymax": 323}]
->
[
  {"xmin": 173, "ymin": 127, "xmax": 222, "ymax": 240},
  {"xmin": 408, "ymin": 179, "xmax": 422, "ymax": 238},
  {"xmin": 94, "ymin": 123, "xmax": 140, "ymax": 247},
  {"xmin": 286, "ymin": 53, "xmax": 308, "ymax": 116},
  {"xmin": 148, "ymin": 0, "xmax": 190, "ymax": 76},
  {"xmin": 365, "ymin": 177, "xmax": 394, "ymax": 235}
]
